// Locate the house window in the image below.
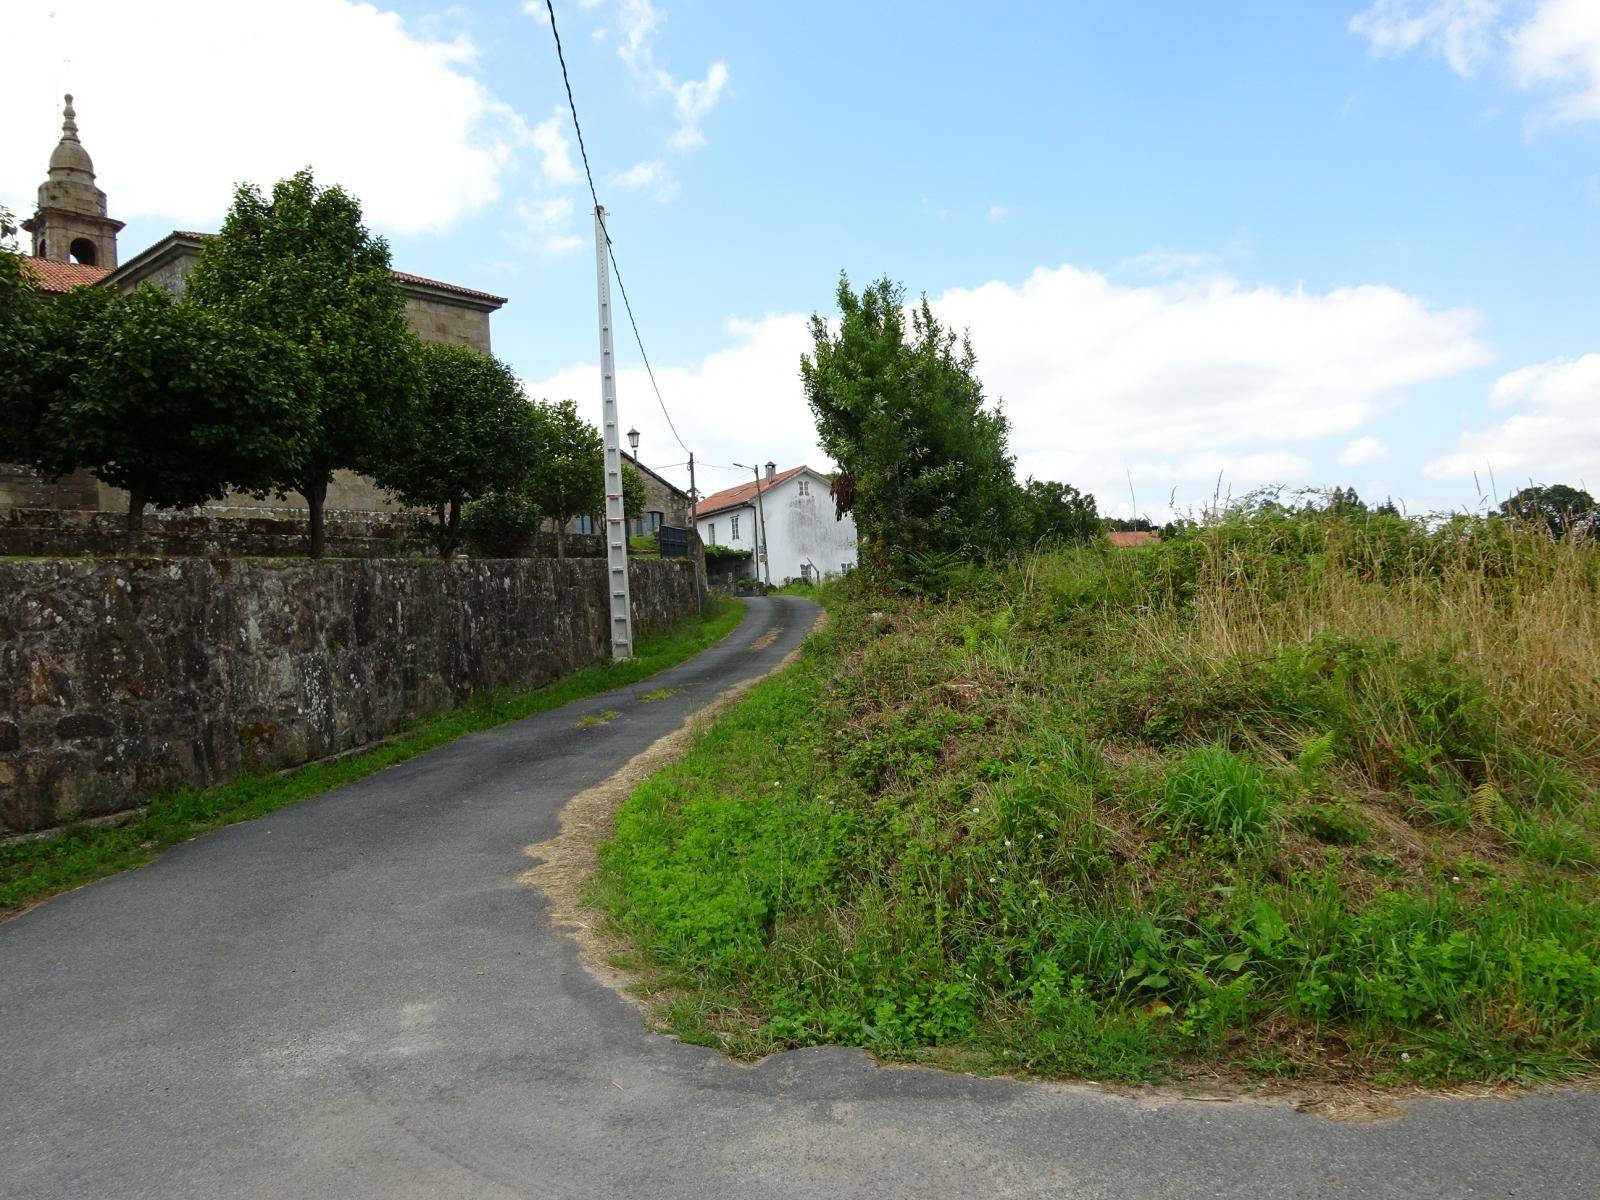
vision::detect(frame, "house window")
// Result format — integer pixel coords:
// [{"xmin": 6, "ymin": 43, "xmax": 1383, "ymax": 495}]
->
[
  {"xmin": 645, "ymin": 510, "xmax": 664, "ymax": 533},
  {"xmin": 797, "ymin": 479, "xmax": 810, "ymax": 497},
  {"xmin": 731, "ymin": 514, "xmax": 741, "ymax": 540},
  {"xmin": 575, "ymin": 515, "xmax": 595, "ymax": 535},
  {"xmin": 706, "ymin": 522, "xmax": 716, "ymax": 545}
]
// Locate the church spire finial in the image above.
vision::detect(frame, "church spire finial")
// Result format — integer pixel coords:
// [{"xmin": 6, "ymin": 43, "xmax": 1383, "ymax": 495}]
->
[{"xmin": 61, "ymin": 94, "xmax": 79, "ymax": 142}]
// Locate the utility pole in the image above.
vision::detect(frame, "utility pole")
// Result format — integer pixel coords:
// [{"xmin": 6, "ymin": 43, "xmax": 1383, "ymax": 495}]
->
[
  {"xmin": 687, "ymin": 452, "xmax": 697, "ymax": 524},
  {"xmin": 593, "ymin": 206, "xmax": 632, "ymax": 660},
  {"xmin": 735, "ymin": 461, "xmax": 773, "ymax": 586}
]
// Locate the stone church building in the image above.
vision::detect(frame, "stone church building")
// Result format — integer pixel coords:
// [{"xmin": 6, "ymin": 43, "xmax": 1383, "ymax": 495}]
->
[{"xmin": 3, "ymin": 96, "xmax": 508, "ymax": 516}]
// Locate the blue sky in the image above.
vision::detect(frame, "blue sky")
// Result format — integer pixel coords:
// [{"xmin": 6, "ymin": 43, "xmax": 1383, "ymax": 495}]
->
[{"xmin": 5, "ymin": 0, "xmax": 1598, "ymax": 517}]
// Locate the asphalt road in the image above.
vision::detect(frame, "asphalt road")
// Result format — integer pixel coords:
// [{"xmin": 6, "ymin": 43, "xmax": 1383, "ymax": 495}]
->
[{"xmin": 2, "ymin": 595, "xmax": 1595, "ymax": 1199}]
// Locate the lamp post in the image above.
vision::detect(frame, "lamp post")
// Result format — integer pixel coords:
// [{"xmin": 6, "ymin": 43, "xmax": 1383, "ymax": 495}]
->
[
  {"xmin": 733, "ymin": 461, "xmax": 773, "ymax": 587},
  {"xmin": 626, "ymin": 427, "xmax": 640, "ymax": 454}
]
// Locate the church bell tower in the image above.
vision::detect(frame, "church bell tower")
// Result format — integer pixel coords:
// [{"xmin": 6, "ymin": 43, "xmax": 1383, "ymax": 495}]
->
[{"xmin": 22, "ymin": 95, "xmax": 123, "ymax": 268}]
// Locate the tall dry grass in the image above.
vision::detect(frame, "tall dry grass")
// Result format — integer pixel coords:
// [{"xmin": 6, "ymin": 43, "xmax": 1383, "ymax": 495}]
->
[{"xmin": 1076, "ymin": 513, "xmax": 1600, "ymax": 771}]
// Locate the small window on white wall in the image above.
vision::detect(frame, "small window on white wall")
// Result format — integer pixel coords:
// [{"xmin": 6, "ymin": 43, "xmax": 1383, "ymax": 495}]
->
[
  {"xmin": 731, "ymin": 514, "xmax": 741, "ymax": 540},
  {"xmin": 797, "ymin": 478, "xmax": 810, "ymax": 497},
  {"xmin": 707, "ymin": 522, "xmax": 716, "ymax": 545}
]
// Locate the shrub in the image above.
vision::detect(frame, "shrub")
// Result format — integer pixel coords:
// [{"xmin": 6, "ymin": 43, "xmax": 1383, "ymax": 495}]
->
[
  {"xmin": 1157, "ymin": 744, "xmax": 1282, "ymax": 852},
  {"xmin": 461, "ymin": 491, "xmax": 542, "ymax": 557}
]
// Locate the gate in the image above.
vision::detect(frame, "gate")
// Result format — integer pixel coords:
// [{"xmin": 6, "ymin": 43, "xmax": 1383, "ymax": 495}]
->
[{"xmin": 658, "ymin": 525, "xmax": 694, "ymax": 559}]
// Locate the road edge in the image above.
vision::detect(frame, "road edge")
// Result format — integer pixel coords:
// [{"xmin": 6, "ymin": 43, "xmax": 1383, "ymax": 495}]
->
[{"xmin": 519, "ymin": 612, "xmax": 821, "ymax": 1013}]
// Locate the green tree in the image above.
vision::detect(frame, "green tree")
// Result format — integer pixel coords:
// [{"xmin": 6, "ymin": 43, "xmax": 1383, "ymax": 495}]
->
[
  {"xmin": 1105, "ymin": 516, "xmax": 1156, "ymax": 533},
  {"xmin": 185, "ymin": 169, "xmax": 423, "ymax": 557},
  {"xmin": 801, "ymin": 274, "xmax": 1018, "ymax": 574},
  {"xmin": 0, "ymin": 275, "xmax": 118, "ymax": 482},
  {"xmin": 528, "ymin": 398, "xmax": 604, "ymax": 558},
  {"xmin": 622, "ymin": 464, "xmax": 647, "ymax": 522},
  {"xmin": 1500, "ymin": 484, "xmax": 1597, "ymax": 538},
  {"xmin": 1020, "ymin": 478, "xmax": 1100, "ymax": 545},
  {"xmin": 1326, "ymin": 486, "xmax": 1369, "ymax": 516},
  {"xmin": 46, "ymin": 287, "xmax": 310, "ymax": 530},
  {"xmin": 0, "ymin": 213, "xmax": 47, "ymax": 466},
  {"xmin": 379, "ymin": 342, "xmax": 542, "ymax": 556}
]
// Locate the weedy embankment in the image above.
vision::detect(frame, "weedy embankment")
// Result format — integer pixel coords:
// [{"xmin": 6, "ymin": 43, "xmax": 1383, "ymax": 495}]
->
[{"xmin": 595, "ymin": 513, "xmax": 1600, "ymax": 1085}]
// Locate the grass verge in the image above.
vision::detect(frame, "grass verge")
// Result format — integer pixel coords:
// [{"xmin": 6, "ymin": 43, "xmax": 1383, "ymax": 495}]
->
[
  {"xmin": 594, "ymin": 512, "xmax": 1600, "ymax": 1088},
  {"xmin": 0, "ymin": 594, "xmax": 745, "ymax": 917}
]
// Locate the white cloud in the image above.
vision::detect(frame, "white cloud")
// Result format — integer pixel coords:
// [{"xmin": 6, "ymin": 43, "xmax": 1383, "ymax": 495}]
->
[
  {"xmin": 524, "ymin": 262, "xmax": 1489, "ymax": 520},
  {"xmin": 516, "ymin": 196, "xmax": 584, "ymax": 256},
  {"xmin": 531, "ymin": 109, "xmax": 581, "ymax": 186},
  {"xmin": 1339, "ymin": 435, "xmax": 1392, "ymax": 466},
  {"xmin": 611, "ymin": 0, "xmax": 728, "ymax": 150},
  {"xmin": 1, "ymin": 0, "xmax": 532, "ymax": 235},
  {"xmin": 1120, "ymin": 248, "xmax": 1226, "ymax": 279},
  {"xmin": 1350, "ymin": 0, "xmax": 1504, "ymax": 76},
  {"xmin": 1353, "ymin": 0, "xmax": 1600, "ymax": 122},
  {"xmin": 524, "ymin": 312, "xmax": 820, "ymax": 500},
  {"xmin": 1510, "ymin": 0, "xmax": 1600, "ymax": 121},
  {"xmin": 986, "ymin": 203, "xmax": 1012, "ymax": 224},
  {"xmin": 611, "ymin": 160, "xmax": 679, "ymax": 201},
  {"xmin": 1423, "ymin": 353, "xmax": 1600, "ymax": 484}
]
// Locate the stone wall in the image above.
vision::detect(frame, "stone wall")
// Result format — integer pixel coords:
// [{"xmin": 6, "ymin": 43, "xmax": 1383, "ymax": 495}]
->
[
  {"xmin": 0, "ymin": 507, "xmax": 606, "ymax": 561},
  {"xmin": 0, "ymin": 556, "xmax": 703, "ymax": 835},
  {"xmin": 0, "ymin": 464, "xmax": 99, "ymax": 512},
  {"xmin": 402, "ymin": 295, "xmax": 492, "ymax": 353}
]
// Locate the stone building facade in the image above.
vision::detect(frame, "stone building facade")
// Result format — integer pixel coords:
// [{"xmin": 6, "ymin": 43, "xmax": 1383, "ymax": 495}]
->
[{"xmin": 3, "ymin": 97, "xmax": 507, "ymax": 518}]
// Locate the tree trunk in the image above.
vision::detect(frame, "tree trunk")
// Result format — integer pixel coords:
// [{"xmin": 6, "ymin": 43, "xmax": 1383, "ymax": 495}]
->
[
  {"xmin": 126, "ymin": 490, "xmax": 147, "ymax": 534},
  {"xmin": 443, "ymin": 498, "xmax": 461, "ymax": 558},
  {"xmin": 555, "ymin": 520, "xmax": 566, "ymax": 559},
  {"xmin": 302, "ymin": 474, "xmax": 329, "ymax": 559}
]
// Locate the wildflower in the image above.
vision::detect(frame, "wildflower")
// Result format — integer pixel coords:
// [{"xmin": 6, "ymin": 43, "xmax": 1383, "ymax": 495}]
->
[
  {"xmin": 971, "ymin": 807, "xmax": 980, "ymax": 814},
  {"xmin": 1003, "ymin": 839, "xmax": 1012, "ymax": 847},
  {"xmin": 988, "ymin": 877, "xmax": 997, "ymax": 884}
]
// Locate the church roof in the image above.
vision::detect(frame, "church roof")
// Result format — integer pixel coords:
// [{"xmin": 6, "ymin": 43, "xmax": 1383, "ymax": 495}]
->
[
  {"xmin": 22, "ymin": 257, "xmax": 112, "ymax": 292},
  {"xmin": 389, "ymin": 269, "xmax": 507, "ymax": 306}
]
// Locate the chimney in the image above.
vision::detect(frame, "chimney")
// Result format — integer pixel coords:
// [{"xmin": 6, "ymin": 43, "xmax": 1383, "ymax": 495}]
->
[{"xmin": 765, "ymin": 461, "xmax": 776, "ymax": 482}]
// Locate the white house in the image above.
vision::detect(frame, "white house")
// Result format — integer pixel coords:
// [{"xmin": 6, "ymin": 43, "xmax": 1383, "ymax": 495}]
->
[{"xmin": 696, "ymin": 463, "xmax": 858, "ymax": 585}]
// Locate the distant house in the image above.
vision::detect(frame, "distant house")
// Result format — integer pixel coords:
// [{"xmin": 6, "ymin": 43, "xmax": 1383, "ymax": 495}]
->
[
  {"xmin": 564, "ymin": 453, "xmax": 694, "ymax": 541},
  {"xmin": 695, "ymin": 463, "xmax": 857, "ymax": 585},
  {"xmin": 1107, "ymin": 530, "xmax": 1161, "ymax": 548}
]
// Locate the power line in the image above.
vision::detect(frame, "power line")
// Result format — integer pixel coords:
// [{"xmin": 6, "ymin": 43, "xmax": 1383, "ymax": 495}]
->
[{"xmin": 542, "ymin": 0, "xmax": 691, "ymax": 460}]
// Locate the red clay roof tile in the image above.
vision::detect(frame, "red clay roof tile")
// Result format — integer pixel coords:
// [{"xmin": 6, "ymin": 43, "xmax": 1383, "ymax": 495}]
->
[
  {"xmin": 22, "ymin": 257, "xmax": 113, "ymax": 292},
  {"xmin": 696, "ymin": 465, "xmax": 810, "ymax": 516}
]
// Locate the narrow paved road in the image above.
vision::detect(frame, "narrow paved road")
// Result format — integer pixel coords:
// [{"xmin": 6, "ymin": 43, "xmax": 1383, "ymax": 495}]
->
[{"xmin": 2, "ymin": 596, "xmax": 1595, "ymax": 1199}]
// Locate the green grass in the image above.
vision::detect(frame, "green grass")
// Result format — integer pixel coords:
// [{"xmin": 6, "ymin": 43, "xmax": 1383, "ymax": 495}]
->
[
  {"xmin": 0, "ymin": 595, "xmax": 746, "ymax": 916},
  {"xmin": 594, "ymin": 513, "xmax": 1600, "ymax": 1087}
]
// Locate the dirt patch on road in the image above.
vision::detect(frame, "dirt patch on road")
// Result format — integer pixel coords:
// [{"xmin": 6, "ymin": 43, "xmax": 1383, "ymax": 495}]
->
[{"xmin": 520, "ymin": 624, "xmax": 815, "ymax": 1012}]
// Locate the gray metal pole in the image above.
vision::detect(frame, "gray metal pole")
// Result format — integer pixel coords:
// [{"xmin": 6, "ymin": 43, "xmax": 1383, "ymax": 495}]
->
[
  {"xmin": 752, "ymin": 465, "xmax": 772, "ymax": 586},
  {"xmin": 593, "ymin": 206, "xmax": 633, "ymax": 660}
]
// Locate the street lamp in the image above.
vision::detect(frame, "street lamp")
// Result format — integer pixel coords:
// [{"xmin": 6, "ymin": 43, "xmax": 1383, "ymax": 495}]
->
[{"xmin": 626, "ymin": 426, "xmax": 640, "ymax": 453}]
